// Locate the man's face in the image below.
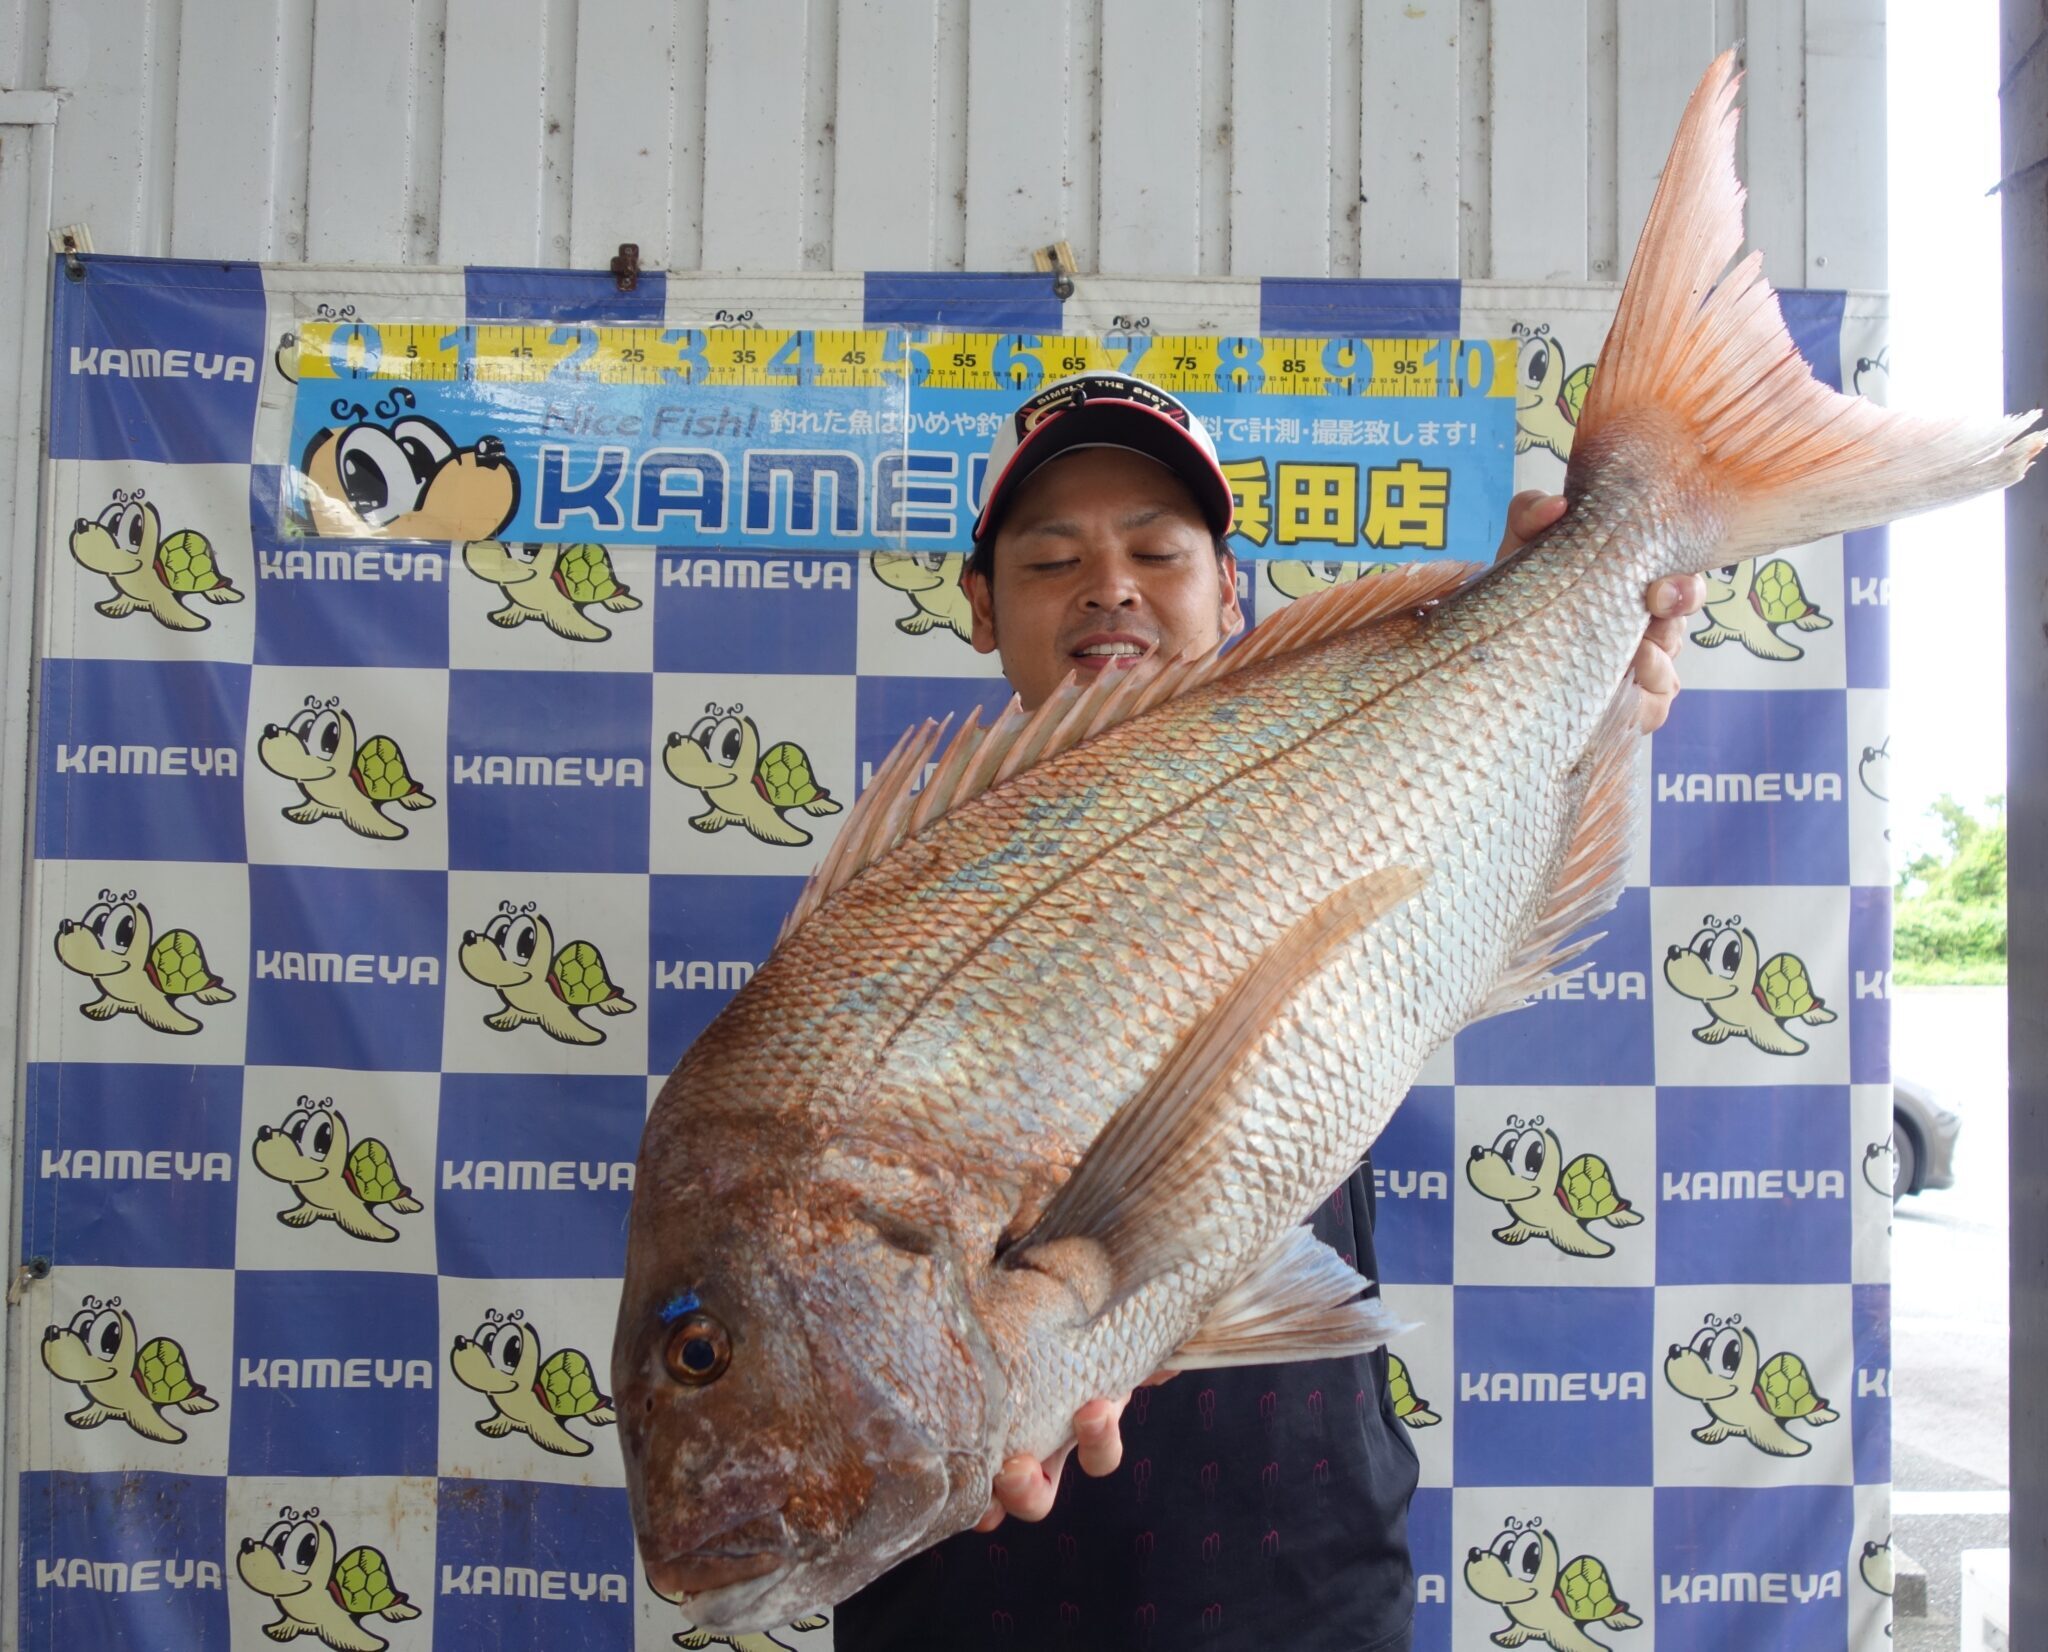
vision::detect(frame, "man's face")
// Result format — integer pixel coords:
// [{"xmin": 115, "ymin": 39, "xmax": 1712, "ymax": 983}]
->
[{"xmin": 966, "ymin": 446, "xmax": 1242, "ymax": 711}]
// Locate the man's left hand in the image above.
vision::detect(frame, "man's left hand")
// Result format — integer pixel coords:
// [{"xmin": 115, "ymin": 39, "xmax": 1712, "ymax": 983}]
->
[{"xmin": 1495, "ymin": 490, "xmax": 1706, "ymax": 734}]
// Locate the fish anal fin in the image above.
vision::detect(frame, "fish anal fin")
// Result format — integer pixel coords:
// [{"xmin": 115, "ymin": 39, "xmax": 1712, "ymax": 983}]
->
[
  {"xmin": 1170, "ymin": 1226, "xmax": 1405, "ymax": 1369},
  {"xmin": 775, "ymin": 565, "xmax": 1477, "ymax": 948},
  {"xmin": 1473, "ymin": 683, "xmax": 1642, "ymax": 1022},
  {"xmin": 1011, "ymin": 864, "xmax": 1425, "ymax": 1305}
]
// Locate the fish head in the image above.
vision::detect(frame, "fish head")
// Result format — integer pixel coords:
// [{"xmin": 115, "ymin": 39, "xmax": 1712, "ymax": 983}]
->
[{"xmin": 615, "ymin": 1176, "xmax": 992, "ymax": 1631}]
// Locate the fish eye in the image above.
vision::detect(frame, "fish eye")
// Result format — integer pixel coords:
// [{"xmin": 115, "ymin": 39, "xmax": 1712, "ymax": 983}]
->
[
  {"xmin": 333, "ymin": 426, "xmax": 423, "ymax": 527},
  {"xmin": 109, "ymin": 903, "xmax": 138, "ymax": 956},
  {"xmin": 664, "ymin": 1311, "xmax": 732, "ymax": 1386},
  {"xmin": 1713, "ymin": 1328, "xmax": 1744, "ymax": 1375},
  {"xmin": 308, "ymin": 1117, "xmax": 334, "ymax": 1161},
  {"xmin": 82, "ymin": 901, "xmax": 113, "ymax": 941},
  {"xmin": 1515, "ymin": 1129, "xmax": 1546, "ymax": 1180},
  {"xmin": 711, "ymin": 717, "xmax": 745, "ymax": 767},
  {"xmin": 390, "ymin": 417, "xmax": 454, "ymax": 485},
  {"xmin": 1490, "ymin": 1126, "xmax": 1519, "ymax": 1157},
  {"xmin": 494, "ymin": 1329, "xmax": 524, "ymax": 1374},
  {"xmin": 90, "ymin": 1309, "xmax": 123, "ymax": 1359},
  {"xmin": 1716, "ymin": 935, "xmax": 1742, "ymax": 977},
  {"xmin": 509, "ymin": 917, "xmax": 540, "ymax": 965},
  {"xmin": 287, "ymin": 1521, "xmax": 320, "ymax": 1574},
  {"xmin": 1516, "ymin": 1538, "xmax": 1543, "ymax": 1581},
  {"xmin": 511, "ymin": 542, "xmax": 543, "ymax": 565},
  {"xmin": 309, "ymin": 711, "xmax": 343, "ymax": 760},
  {"xmin": 1522, "ymin": 341, "xmax": 1550, "ymax": 387}
]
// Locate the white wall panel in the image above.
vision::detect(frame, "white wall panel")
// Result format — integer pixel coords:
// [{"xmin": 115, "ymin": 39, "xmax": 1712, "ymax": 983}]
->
[
  {"xmin": 16, "ymin": 0, "xmax": 1887, "ymax": 287},
  {"xmin": 1231, "ymin": 0, "xmax": 1333, "ymax": 277},
  {"xmin": 1489, "ymin": 0, "xmax": 1588, "ymax": 283},
  {"xmin": 1359, "ymin": 0, "xmax": 1460, "ymax": 278}
]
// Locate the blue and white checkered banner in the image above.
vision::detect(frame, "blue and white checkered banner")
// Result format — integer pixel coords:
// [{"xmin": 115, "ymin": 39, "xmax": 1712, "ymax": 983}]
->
[{"xmin": 17, "ymin": 258, "xmax": 1895, "ymax": 1651}]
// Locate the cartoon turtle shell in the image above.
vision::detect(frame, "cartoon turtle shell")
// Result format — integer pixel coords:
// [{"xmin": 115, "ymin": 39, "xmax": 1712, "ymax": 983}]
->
[
  {"xmin": 1558, "ymin": 1554, "xmax": 1628, "ymax": 1623},
  {"xmin": 756, "ymin": 741, "xmax": 834, "ymax": 813},
  {"xmin": 1385, "ymin": 1354, "xmax": 1439, "ymax": 1427},
  {"xmin": 154, "ymin": 529, "xmax": 236, "ymax": 598},
  {"xmin": 1757, "ymin": 1350, "xmax": 1831, "ymax": 1421},
  {"xmin": 1558, "ymin": 1152, "xmax": 1630, "ymax": 1222},
  {"xmin": 351, "ymin": 734, "xmax": 426, "ymax": 805},
  {"xmin": 537, "ymin": 1347, "xmax": 610, "ymax": 1419},
  {"xmin": 333, "ymin": 1543, "xmax": 408, "ymax": 1617},
  {"xmin": 1756, "ymin": 951, "xmax": 1828, "ymax": 1021},
  {"xmin": 147, "ymin": 928, "xmax": 225, "ymax": 999},
  {"xmin": 549, "ymin": 939, "xmax": 627, "ymax": 1010},
  {"xmin": 345, "ymin": 1137, "xmax": 409, "ymax": 1206},
  {"xmin": 135, "ymin": 1335, "xmax": 206, "ymax": 1408},
  {"xmin": 553, "ymin": 543, "xmax": 633, "ymax": 607},
  {"xmin": 1749, "ymin": 557, "xmax": 1827, "ymax": 627}
]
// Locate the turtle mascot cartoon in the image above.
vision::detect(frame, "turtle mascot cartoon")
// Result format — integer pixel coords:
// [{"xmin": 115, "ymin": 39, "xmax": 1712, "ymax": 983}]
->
[
  {"xmin": 236, "ymin": 1505, "xmax": 419, "ymax": 1652},
  {"xmin": 1860, "ymin": 1534, "xmax": 1895, "ymax": 1632},
  {"xmin": 449, "ymin": 1308, "xmax": 617, "ymax": 1456},
  {"xmin": 40, "ymin": 1295, "xmax": 216, "ymax": 1444},
  {"xmin": 1464, "ymin": 1516, "xmax": 1639, "ymax": 1652},
  {"xmin": 54, "ymin": 888, "xmax": 234, "ymax": 1035},
  {"xmin": 1690, "ymin": 556, "xmax": 1834, "ymax": 661},
  {"xmin": 463, "ymin": 540, "xmax": 642, "ymax": 641},
  {"xmin": 1465, "ymin": 1116, "xmax": 1643, "ymax": 1258},
  {"xmin": 68, "ymin": 488, "xmax": 244, "ymax": 631},
  {"xmin": 252, "ymin": 1096, "xmax": 422, "ymax": 1243},
  {"xmin": 1267, "ymin": 559, "xmax": 1373, "ymax": 600},
  {"xmin": 258, "ymin": 695, "xmax": 436, "ymax": 841},
  {"xmin": 1663, "ymin": 915, "xmax": 1837, "ymax": 1056},
  {"xmin": 296, "ymin": 388, "xmax": 518, "ymax": 542},
  {"xmin": 663, "ymin": 703, "xmax": 842, "ymax": 847},
  {"xmin": 1513, "ymin": 323, "xmax": 1596, "ymax": 463},
  {"xmin": 1386, "ymin": 1353, "xmax": 1441, "ymax": 1428},
  {"xmin": 1663, "ymin": 1312, "xmax": 1839, "ymax": 1457},
  {"xmin": 871, "ymin": 551, "xmax": 973, "ymax": 641},
  {"xmin": 644, "ymin": 1569, "xmax": 830, "ymax": 1651},
  {"xmin": 458, "ymin": 901, "xmax": 636, "ymax": 1045}
]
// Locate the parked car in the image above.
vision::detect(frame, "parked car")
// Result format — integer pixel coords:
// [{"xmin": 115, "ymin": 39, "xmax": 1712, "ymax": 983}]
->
[{"xmin": 1892, "ymin": 1075, "xmax": 1960, "ymax": 1199}]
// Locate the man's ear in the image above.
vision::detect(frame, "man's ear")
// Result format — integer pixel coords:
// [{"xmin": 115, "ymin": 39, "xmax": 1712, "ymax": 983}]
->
[
  {"xmin": 1216, "ymin": 549, "xmax": 1245, "ymax": 640},
  {"xmin": 963, "ymin": 564, "xmax": 1001, "ymax": 655}
]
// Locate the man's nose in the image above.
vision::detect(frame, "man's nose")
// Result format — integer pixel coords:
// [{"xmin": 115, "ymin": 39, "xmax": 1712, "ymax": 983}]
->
[{"xmin": 1078, "ymin": 565, "xmax": 1142, "ymax": 609}]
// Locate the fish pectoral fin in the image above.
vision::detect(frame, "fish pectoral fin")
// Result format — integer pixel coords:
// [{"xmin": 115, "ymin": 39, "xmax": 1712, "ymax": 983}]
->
[
  {"xmin": 1009, "ymin": 864, "xmax": 1425, "ymax": 1307},
  {"xmin": 1469, "ymin": 680, "xmax": 1641, "ymax": 1024},
  {"xmin": 1168, "ymin": 1225, "xmax": 1406, "ymax": 1370}
]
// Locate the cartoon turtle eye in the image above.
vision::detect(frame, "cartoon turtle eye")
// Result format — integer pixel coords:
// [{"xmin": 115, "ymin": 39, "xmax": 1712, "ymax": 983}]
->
[
  {"xmin": 710, "ymin": 717, "xmax": 745, "ymax": 768},
  {"xmin": 1489, "ymin": 1529, "xmax": 1519, "ymax": 1563},
  {"xmin": 510, "ymin": 542, "xmax": 543, "ymax": 565},
  {"xmin": 1714, "ymin": 563, "xmax": 1738, "ymax": 580},
  {"xmin": 286, "ymin": 1521, "xmax": 321, "ymax": 1574},
  {"xmin": 390, "ymin": 417, "xmax": 454, "ymax": 487},
  {"xmin": 1513, "ymin": 1129, "xmax": 1546, "ymax": 1181},
  {"xmin": 333, "ymin": 426, "xmax": 426, "ymax": 528},
  {"xmin": 89, "ymin": 1309, "xmax": 123, "ymax": 1360},
  {"xmin": 1688, "ymin": 1325, "xmax": 1716, "ymax": 1356},
  {"xmin": 282, "ymin": 1109, "xmax": 311, "ymax": 1147},
  {"xmin": 1489, "ymin": 1126, "xmax": 1519, "ymax": 1158},
  {"xmin": 68, "ymin": 1306, "xmax": 95, "ymax": 1336},
  {"xmin": 261, "ymin": 1518, "xmax": 292, "ymax": 1553},
  {"xmin": 493, "ymin": 1329, "xmax": 524, "ymax": 1374},
  {"xmin": 97, "ymin": 500, "xmax": 124, "ymax": 530},
  {"xmin": 1687, "ymin": 928, "xmax": 1718, "ymax": 961},
  {"xmin": 916, "ymin": 552, "xmax": 947, "ymax": 571},
  {"xmin": 288, "ymin": 708, "xmax": 318, "ymax": 740},
  {"xmin": 483, "ymin": 913, "xmax": 512, "ymax": 945},
  {"xmin": 664, "ymin": 1311, "xmax": 732, "ymax": 1386},
  {"xmin": 1715, "ymin": 934, "xmax": 1742, "ymax": 977},
  {"xmin": 1711, "ymin": 1328, "xmax": 1745, "ymax": 1376},
  {"xmin": 120, "ymin": 503, "xmax": 148, "ymax": 552},
  {"xmin": 307, "ymin": 1116, "xmax": 334, "ymax": 1161},
  {"xmin": 308, "ymin": 711, "xmax": 343, "ymax": 761},
  {"xmin": 508, "ymin": 917, "xmax": 540, "ymax": 966},
  {"xmin": 1516, "ymin": 1537, "xmax": 1543, "ymax": 1581},
  {"xmin": 107, "ymin": 903, "xmax": 138, "ymax": 956},
  {"xmin": 80, "ymin": 901, "xmax": 113, "ymax": 941}
]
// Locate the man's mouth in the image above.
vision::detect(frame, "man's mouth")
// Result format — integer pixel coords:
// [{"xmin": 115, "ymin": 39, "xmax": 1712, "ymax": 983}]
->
[{"xmin": 1068, "ymin": 635, "xmax": 1154, "ymax": 670}]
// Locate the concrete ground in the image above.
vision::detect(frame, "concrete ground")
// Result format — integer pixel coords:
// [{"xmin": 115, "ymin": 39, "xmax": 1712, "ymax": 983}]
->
[{"xmin": 1890, "ymin": 985, "xmax": 2008, "ymax": 1652}]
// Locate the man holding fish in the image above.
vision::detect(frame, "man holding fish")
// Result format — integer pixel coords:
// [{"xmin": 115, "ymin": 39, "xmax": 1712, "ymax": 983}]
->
[{"xmin": 830, "ymin": 372, "xmax": 1704, "ymax": 1650}]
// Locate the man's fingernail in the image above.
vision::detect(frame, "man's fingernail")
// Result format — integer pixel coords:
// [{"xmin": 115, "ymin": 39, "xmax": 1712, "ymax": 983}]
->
[
  {"xmin": 1655, "ymin": 580, "xmax": 1679, "ymax": 610},
  {"xmin": 1078, "ymin": 1414, "xmax": 1107, "ymax": 1439},
  {"xmin": 995, "ymin": 1462, "xmax": 1031, "ymax": 1492}
]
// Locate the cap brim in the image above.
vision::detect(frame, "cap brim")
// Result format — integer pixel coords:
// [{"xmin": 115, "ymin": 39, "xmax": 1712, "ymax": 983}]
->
[{"xmin": 972, "ymin": 400, "xmax": 1235, "ymax": 543}]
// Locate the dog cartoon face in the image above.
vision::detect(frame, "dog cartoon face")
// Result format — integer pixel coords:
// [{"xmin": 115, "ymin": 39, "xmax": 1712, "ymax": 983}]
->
[{"xmin": 298, "ymin": 390, "xmax": 518, "ymax": 541}]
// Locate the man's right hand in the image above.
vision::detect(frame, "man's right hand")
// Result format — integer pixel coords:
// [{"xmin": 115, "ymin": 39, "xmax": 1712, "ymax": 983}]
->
[{"xmin": 975, "ymin": 1371, "xmax": 1179, "ymax": 1530}]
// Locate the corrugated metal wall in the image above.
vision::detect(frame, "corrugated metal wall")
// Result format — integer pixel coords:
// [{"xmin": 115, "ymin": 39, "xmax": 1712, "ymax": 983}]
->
[{"xmin": 0, "ymin": 0, "xmax": 1887, "ymax": 290}]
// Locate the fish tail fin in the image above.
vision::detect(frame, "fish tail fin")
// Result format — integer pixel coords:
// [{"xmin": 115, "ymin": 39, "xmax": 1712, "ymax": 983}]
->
[{"xmin": 1569, "ymin": 48, "xmax": 2042, "ymax": 566}]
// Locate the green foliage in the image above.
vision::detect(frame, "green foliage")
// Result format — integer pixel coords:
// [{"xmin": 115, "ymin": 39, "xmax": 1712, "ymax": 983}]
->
[{"xmin": 1893, "ymin": 794, "xmax": 2004, "ymax": 984}]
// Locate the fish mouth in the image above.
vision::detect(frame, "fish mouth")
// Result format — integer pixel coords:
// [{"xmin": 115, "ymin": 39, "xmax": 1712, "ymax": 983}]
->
[{"xmin": 645, "ymin": 1548, "xmax": 786, "ymax": 1604}]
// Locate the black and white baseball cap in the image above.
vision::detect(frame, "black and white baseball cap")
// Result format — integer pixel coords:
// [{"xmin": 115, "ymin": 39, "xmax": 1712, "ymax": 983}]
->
[{"xmin": 971, "ymin": 371, "xmax": 1235, "ymax": 544}]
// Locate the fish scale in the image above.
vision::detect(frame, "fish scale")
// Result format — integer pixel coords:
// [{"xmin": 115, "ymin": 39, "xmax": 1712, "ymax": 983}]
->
[{"xmin": 618, "ymin": 51, "xmax": 2044, "ymax": 1632}]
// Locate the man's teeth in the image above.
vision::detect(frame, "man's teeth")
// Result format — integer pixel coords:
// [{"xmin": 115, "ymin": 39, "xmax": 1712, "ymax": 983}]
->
[{"xmin": 1075, "ymin": 643, "xmax": 1146, "ymax": 657}]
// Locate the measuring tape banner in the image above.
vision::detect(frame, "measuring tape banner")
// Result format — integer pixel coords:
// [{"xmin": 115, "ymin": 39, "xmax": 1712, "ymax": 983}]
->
[{"xmin": 282, "ymin": 325, "xmax": 1515, "ymax": 556}]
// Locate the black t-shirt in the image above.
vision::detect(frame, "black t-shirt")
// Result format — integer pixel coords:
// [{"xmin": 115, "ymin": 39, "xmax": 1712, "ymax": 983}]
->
[{"xmin": 835, "ymin": 1157, "xmax": 1420, "ymax": 1652}]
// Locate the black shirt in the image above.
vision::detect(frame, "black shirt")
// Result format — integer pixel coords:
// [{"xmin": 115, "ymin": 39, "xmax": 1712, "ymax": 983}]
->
[{"xmin": 835, "ymin": 1157, "xmax": 1420, "ymax": 1651}]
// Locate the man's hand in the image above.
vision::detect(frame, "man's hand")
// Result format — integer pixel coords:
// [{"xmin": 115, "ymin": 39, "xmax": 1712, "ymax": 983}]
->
[
  {"xmin": 1495, "ymin": 490, "xmax": 1706, "ymax": 734},
  {"xmin": 976, "ymin": 1372, "xmax": 1178, "ymax": 1531}
]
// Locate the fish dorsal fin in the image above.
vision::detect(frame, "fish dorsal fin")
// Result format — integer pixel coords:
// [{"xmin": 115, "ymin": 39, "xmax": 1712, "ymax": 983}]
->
[
  {"xmin": 776, "ymin": 563, "xmax": 1477, "ymax": 944},
  {"xmin": 1008, "ymin": 864, "xmax": 1425, "ymax": 1308},
  {"xmin": 1470, "ymin": 681, "xmax": 1643, "ymax": 1022},
  {"xmin": 1166, "ymin": 1224, "xmax": 1406, "ymax": 1370}
]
